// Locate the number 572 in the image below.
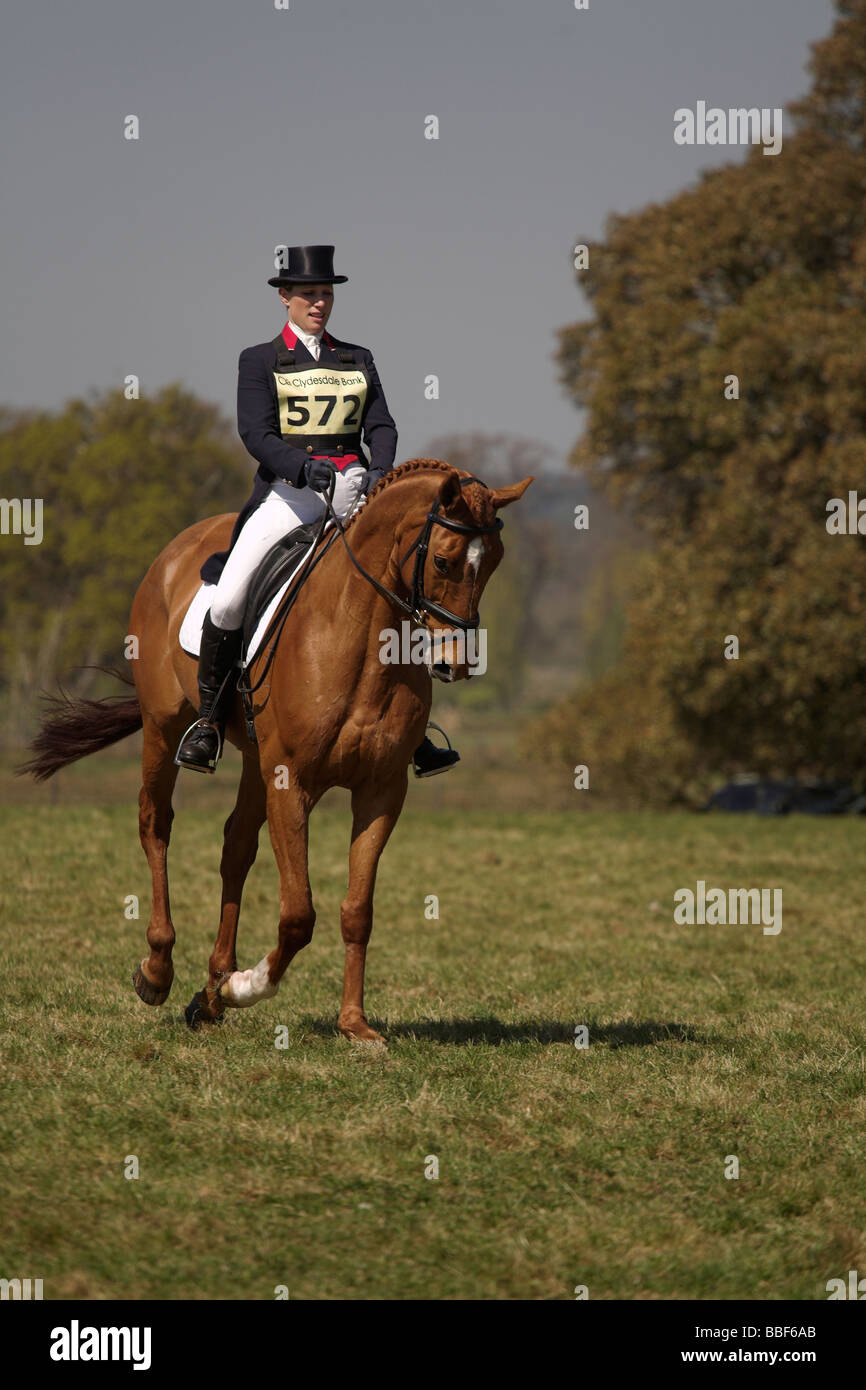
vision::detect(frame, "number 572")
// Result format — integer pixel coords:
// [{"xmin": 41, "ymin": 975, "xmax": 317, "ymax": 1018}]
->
[{"xmin": 284, "ymin": 394, "xmax": 361, "ymax": 427}]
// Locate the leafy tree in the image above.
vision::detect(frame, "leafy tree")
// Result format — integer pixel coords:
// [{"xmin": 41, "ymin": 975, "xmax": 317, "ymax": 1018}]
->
[
  {"xmin": 0, "ymin": 385, "xmax": 249, "ymax": 743},
  {"xmin": 533, "ymin": 0, "xmax": 866, "ymax": 803}
]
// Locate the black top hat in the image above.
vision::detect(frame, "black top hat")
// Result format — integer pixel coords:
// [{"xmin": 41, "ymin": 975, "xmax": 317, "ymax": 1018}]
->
[{"xmin": 268, "ymin": 245, "xmax": 348, "ymax": 287}]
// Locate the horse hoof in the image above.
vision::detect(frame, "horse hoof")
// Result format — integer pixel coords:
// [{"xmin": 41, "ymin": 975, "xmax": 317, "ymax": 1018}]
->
[
  {"xmin": 339, "ymin": 1019, "xmax": 387, "ymax": 1045},
  {"xmin": 184, "ymin": 991, "xmax": 225, "ymax": 1030},
  {"xmin": 133, "ymin": 963, "xmax": 172, "ymax": 1007}
]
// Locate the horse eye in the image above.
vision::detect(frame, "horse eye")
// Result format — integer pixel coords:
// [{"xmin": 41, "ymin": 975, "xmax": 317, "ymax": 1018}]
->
[{"xmin": 432, "ymin": 555, "xmax": 449, "ymax": 575}]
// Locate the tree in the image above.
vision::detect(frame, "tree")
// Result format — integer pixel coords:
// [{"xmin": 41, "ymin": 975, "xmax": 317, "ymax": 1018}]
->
[
  {"xmin": 534, "ymin": 0, "xmax": 866, "ymax": 802},
  {"xmin": 0, "ymin": 385, "xmax": 249, "ymax": 743}
]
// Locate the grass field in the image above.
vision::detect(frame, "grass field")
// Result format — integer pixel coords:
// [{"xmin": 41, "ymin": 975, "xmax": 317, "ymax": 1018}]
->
[{"xmin": 1, "ymin": 751, "xmax": 865, "ymax": 1300}]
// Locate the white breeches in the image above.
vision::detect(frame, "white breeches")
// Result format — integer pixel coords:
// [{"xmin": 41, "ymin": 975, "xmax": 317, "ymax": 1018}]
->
[{"xmin": 209, "ymin": 465, "xmax": 367, "ymax": 631}]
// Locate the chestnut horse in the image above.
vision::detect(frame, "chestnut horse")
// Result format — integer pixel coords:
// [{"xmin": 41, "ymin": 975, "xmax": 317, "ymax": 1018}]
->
[{"xmin": 23, "ymin": 459, "xmax": 531, "ymax": 1041}]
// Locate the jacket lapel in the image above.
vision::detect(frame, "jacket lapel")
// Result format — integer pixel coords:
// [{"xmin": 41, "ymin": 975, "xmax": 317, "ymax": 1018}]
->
[
  {"xmin": 275, "ymin": 326, "xmax": 339, "ymax": 364},
  {"xmin": 291, "ymin": 337, "xmax": 317, "ymax": 363},
  {"xmin": 318, "ymin": 333, "xmax": 339, "ymax": 363}
]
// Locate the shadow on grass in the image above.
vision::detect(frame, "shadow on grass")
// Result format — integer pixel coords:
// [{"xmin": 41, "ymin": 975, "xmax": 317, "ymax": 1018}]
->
[{"xmin": 298, "ymin": 1016, "xmax": 708, "ymax": 1048}]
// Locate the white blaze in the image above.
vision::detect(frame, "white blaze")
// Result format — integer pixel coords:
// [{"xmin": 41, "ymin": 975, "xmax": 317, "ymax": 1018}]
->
[{"xmin": 467, "ymin": 537, "xmax": 484, "ymax": 574}]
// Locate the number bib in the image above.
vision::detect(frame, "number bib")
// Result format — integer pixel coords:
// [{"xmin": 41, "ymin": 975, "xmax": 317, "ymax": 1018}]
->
[{"xmin": 274, "ymin": 361, "xmax": 369, "ymax": 443}]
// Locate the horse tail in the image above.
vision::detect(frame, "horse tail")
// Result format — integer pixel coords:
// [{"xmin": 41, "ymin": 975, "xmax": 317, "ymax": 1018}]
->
[{"xmin": 17, "ymin": 669, "xmax": 143, "ymax": 782}]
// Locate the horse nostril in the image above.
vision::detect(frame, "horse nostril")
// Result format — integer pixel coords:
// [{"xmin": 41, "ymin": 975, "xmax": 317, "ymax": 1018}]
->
[{"xmin": 431, "ymin": 661, "xmax": 455, "ymax": 682}]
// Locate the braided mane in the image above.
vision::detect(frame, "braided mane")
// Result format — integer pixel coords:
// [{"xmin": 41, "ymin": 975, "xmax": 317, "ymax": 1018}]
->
[{"xmin": 342, "ymin": 457, "xmax": 495, "ymax": 536}]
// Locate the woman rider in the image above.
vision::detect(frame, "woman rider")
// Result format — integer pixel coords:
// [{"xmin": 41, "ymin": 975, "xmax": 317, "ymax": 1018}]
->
[{"xmin": 174, "ymin": 243, "xmax": 459, "ymax": 778}]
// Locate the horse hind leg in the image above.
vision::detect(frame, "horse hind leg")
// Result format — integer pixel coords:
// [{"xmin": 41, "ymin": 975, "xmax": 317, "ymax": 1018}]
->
[
  {"xmin": 133, "ymin": 715, "xmax": 183, "ymax": 1006},
  {"xmin": 185, "ymin": 748, "xmax": 267, "ymax": 1027}
]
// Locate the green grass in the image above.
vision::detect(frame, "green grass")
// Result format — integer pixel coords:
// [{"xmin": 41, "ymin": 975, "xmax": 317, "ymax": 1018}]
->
[{"xmin": 1, "ymin": 785, "xmax": 865, "ymax": 1300}]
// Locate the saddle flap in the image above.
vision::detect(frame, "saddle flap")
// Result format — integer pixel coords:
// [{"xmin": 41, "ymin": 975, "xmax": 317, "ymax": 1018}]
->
[{"xmin": 241, "ymin": 521, "xmax": 320, "ymax": 655}]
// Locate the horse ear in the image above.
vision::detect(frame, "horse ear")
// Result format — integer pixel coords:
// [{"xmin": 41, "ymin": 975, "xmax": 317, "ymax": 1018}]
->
[
  {"xmin": 491, "ymin": 476, "xmax": 534, "ymax": 510},
  {"xmin": 437, "ymin": 469, "xmax": 464, "ymax": 508}
]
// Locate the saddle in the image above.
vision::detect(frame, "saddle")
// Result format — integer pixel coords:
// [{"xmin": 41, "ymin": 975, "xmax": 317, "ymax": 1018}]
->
[{"xmin": 241, "ymin": 521, "xmax": 320, "ymax": 656}]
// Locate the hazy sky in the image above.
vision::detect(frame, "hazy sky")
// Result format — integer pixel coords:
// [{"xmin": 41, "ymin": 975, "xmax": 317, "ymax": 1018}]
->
[{"xmin": 1, "ymin": 0, "xmax": 834, "ymax": 469}]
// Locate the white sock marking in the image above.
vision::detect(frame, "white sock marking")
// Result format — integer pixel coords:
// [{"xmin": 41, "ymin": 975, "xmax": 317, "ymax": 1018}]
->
[{"xmin": 223, "ymin": 954, "xmax": 278, "ymax": 1007}]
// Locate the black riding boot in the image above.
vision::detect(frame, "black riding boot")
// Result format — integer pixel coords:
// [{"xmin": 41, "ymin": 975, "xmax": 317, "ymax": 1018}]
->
[
  {"xmin": 175, "ymin": 613, "xmax": 243, "ymax": 773},
  {"xmin": 412, "ymin": 734, "xmax": 461, "ymax": 778}
]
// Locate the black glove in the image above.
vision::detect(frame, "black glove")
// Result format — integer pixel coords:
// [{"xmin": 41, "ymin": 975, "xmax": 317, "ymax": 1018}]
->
[
  {"xmin": 361, "ymin": 469, "xmax": 386, "ymax": 496},
  {"xmin": 303, "ymin": 458, "xmax": 336, "ymax": 493}
]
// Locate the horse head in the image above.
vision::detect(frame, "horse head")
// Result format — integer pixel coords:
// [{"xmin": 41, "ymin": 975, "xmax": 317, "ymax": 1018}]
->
[{"xmin": 388, "ymin": 462, "xmax": 534, "ymax": 682}]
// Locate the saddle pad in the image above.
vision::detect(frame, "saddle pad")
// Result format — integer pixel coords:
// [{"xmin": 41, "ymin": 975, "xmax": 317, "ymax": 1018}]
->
[{"xmin": 179, "ymin": 540, "xmax": 323, "ymax": 668}]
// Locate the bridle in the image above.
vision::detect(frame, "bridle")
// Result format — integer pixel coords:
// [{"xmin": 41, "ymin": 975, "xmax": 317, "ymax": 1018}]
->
[
  {"xmin": 330, "ymin": 473, "xmax": 503, "ymax": 632},
  {"xmin": 237, "ymin": 469, "xmax": 502, "ymax": 724}
]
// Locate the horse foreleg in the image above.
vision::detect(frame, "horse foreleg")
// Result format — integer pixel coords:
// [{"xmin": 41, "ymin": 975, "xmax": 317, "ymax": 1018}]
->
[
  {"xmin": 338, "ymin": 773, "xmax": 408, "ymax": 1043},
  {"xmin": 133, "ymin": 715, "xmax": 182, "ymax": 1006},
  {"xmin": 185, "ymin": 748, "xmax": 267, "ymax": 1027},
  {"xmin": 217, "ymin": 772, "xmax": 315, "ymax": 1010}
]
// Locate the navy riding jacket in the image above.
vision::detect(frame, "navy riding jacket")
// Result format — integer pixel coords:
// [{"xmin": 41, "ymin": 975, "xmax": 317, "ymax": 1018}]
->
[{"xmin": 200, "ymin": 328, "xmax": 398, "ymax": 584}]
